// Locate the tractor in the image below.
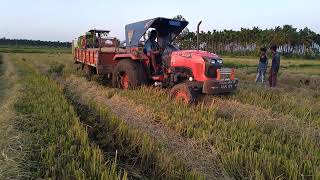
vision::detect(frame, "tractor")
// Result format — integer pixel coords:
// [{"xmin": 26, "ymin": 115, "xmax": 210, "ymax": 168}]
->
[{"xmin": 73, "ymin": 17, "xmax": 238, "ymax": 103}]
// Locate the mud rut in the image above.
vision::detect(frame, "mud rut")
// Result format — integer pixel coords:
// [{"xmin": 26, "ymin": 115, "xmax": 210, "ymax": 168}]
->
[{"xmin": 55, "ymin": 75, "xmax": 227, "ymax": 179}]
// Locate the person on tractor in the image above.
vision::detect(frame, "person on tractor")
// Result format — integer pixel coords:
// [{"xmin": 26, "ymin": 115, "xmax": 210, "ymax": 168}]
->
[
  {"xmin": 85, "ymin": 32, "xmax": 94, "ymax": 48},
  {"xmin": 94, "ymin": 33, "xmax": 101, "ymax": 48},
  {"xmin": 144, "ymin": 30, "xmax": 161, "ymax": 74}
]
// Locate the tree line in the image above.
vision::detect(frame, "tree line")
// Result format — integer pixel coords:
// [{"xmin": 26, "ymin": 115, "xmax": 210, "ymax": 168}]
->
[
  {"xmin": 175, "ymin": 23, "xmax": 320, "ymax": 58},
  {"xmin": 2, "ymin": 21, "xmax": 320, "ymax": 59},
  {"xmin": 0, "ymin": 38, "xmax": 71, "ymax": 48}
]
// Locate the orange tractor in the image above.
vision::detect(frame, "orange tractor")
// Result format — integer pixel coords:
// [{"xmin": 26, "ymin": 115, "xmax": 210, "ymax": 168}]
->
[{"xmin": 73, "ymin": 18, "xmax": 238, "ymax": 103}]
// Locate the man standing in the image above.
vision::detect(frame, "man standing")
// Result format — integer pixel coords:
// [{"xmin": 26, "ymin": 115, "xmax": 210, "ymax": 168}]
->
[
  {"xmin": 255, "ymin": 47, "xmax": 268, "ymax": 84},
  {"xmin": 269, "ymin": 45, "xmax": 281, "ymax": 87}
]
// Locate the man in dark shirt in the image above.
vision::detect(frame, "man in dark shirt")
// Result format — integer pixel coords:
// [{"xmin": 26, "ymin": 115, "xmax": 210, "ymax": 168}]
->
[
  {"xmin": 269, "ymin": 45, "xmax": 281, "ymax": 87},
  {"xmin": 255, "ymin": 47, "xmax": 268, "ymax": 83},
  {"xmin": 144, "ymin": 30, "xmax": 161, "ymax": 74}
]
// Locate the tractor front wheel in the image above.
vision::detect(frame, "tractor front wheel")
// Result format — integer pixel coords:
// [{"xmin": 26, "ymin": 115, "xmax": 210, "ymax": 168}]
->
[{"xmin": 170, "ymin": 83, "xmax": 199, "ymax": 104}]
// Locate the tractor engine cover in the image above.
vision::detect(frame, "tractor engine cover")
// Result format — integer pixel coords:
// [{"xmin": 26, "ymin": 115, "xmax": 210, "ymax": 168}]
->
[{"xmin": 169, "ymin": 50, "xmax": 221, "ymax": 82}]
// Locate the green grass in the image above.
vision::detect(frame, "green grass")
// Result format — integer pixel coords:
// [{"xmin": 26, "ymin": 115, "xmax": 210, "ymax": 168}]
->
[
  {"xmin": 226, "ymin": 84, "xmax": 320, "ymax": 124},
  {"xmin": 48, "ymin": 62, "xmax": 65, "ymax": 75},
  {"xmin": 12, "ymin": 57, "xmax": 126, "ymax": 179},
  {"xmin": 116, "ymin": 87, "xmax": 320, "ymax": 179},
  {"xmin": 10, "ymin": 53, "xmax": 205, "ymax": 179},
  {"xmin": 223, "ymin": 56, "xmax": 320, "ymax": 76},
  {"xmin": 226, "ymin": 69, "xmax": 320, "ymax": 124},
  {"xmin": 0, "ymin": 54, "xmax": 5, "ymax": 103},
  {"xmin": 223, "ymin": 56, "xmax": 320, "ymax": 66},
  {"xmin": 221, "ymin": 56, "xmax": 320, "ymax": 77},
  {"xmin": 283, "ymin": 67, "xmax": 320, "ymax": 76},
  {"xmin": 0, "ymin": 45, "xmax": 71, "ymax": 54},
  {"xmin": 8, "ymin": 53, "xmax": 320, "ymax": 179},
  {"xmin": 64, "ymin": 85, "xmax": 204, "ymax": 179},
  {"xmin": 0, "ymin": 54, "xmax": 30, "ymax": 179}
]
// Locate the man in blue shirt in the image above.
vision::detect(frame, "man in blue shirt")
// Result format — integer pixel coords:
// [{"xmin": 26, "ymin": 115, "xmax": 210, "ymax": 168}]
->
[
  {"xmin": 144, "ymin": 30, "xmax": 161, "ymax": 74},
  {"xmin": 269, "ymin": 45, "xmax": 281, "ymax": 87}
]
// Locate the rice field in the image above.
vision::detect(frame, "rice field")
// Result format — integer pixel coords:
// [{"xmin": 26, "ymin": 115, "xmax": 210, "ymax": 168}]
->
[
  {"xmin": 1, "ymin": 51, "xmax": 319, "ymax": 179},
  {"xmin": 6, "ymin": 55, "xmax": 127, "ymax": 179}
]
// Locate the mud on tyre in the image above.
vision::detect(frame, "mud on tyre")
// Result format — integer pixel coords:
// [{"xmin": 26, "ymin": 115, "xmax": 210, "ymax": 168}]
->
[
  {"xmin": 112, "ymin": 59, "xmax": 147, "ymax": 89},
  {"xmin": 170, "ymin": 83, "xmax": 199, "ymax": 104}
]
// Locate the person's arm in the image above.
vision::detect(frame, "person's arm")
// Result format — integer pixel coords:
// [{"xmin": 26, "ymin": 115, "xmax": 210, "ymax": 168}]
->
[
  {"xmin": 266, "ymin": 56, "xmax": 268, "ymax": 66},
  {"xmin": 257, "ymin": 57, "xmax": 261, "ymax": 71},
  {"xmin": 271, "ymin": 54, "xmax": 280, "ymax": 73},
  {"xmin": 275, "ymin": 54, "xmax": 280, "ymax": 72}
]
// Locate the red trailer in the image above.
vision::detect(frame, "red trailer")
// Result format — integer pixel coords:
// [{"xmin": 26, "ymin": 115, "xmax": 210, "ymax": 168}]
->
[{"xmin": 73, "ymin": 29, "xmax": 123, "ymax": 76}]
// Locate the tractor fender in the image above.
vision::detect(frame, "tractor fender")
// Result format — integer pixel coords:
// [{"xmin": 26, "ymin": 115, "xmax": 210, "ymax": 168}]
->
[{"xmin": 113, "ymin": 53, "xmax": 149, "ymax": 61}]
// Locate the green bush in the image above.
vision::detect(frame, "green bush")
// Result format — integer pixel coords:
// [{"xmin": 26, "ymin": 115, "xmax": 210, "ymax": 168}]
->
[{"xmin": 48, "ymin": 63, "xmax": 65, "ymax": 75}]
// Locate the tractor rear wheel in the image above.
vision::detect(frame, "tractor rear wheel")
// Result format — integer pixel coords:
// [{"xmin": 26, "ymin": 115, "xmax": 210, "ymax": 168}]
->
[
  {"xmin": 112, "ymin": 59, "xmax": 147, "ymax": 89},
  {"xmin": 170, "ymin": 83, "xmax": 199, "ymax": 104}
]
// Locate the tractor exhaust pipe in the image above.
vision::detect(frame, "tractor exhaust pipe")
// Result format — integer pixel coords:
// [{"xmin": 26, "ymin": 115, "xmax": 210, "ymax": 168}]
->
[{"xmin": 197, "ymin": 20, "xmax": 202, "ymax": 50}]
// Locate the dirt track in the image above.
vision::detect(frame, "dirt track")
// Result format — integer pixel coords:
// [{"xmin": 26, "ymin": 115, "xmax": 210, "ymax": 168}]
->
[
  {"xmin": 61, "ymin": 75, "xmax": 227, "ymax": 179},
  {"xmin": 0, "ymin": 55, "xmax": 27, "ymax": 179}
]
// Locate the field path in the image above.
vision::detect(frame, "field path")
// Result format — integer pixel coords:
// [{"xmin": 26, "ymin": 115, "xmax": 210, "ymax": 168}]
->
[
  {"xmin": 0, "ymin": 54, "xmax": 28, "ymax": 179},
  {"xmin": 61, "ymin": 75, "xmax": 227, "ymax": 179}
]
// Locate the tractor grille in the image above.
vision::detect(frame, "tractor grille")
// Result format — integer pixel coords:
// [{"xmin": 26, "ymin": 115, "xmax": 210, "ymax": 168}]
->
[{"xmin": 219, "ymin": 68, "xmax": 232, "ymax": 80}]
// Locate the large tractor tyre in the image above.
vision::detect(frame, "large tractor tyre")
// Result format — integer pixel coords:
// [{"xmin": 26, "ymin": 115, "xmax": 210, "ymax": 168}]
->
[
  {"xmin": 84, "ymin": 64, "xmax": 95, "ymax": 79},
  {"xmin": 112, "ymin": 59, "xmax": 147, "ymax": 89},
  {"xmin": 170, "ymin": 83, "xmax": 199, "ymax": 104}
]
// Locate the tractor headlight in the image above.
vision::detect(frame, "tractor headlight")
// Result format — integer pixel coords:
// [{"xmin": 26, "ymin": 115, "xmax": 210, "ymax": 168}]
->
[
  {"xmin": 217, "ymin": 59, "xmax": 223, "ymax": 64},
  {"xmin": 203, "ymin": 57, "xmax": 223, "ymax": 65}
]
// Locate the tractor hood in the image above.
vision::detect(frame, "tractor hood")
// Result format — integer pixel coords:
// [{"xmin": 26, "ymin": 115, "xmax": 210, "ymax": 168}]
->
[
  {"xmin": 172, "ymin": 50, "xmax": 220, "ymax": 59},
  {"xmin": 169, "ymin": 50, "xmax": 224, "ymax": 82}
]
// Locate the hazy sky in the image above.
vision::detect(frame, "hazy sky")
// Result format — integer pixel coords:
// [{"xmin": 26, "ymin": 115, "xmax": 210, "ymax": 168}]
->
[{"xmin": 1, "ymin": 0, "xmax": 319, "ymax": 42}]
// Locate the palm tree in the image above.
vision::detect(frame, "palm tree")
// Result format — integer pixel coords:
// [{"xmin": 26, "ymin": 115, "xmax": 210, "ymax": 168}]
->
[{"xmin": 173, "ymin": 23, "xmax": 319, "ymax": 57}]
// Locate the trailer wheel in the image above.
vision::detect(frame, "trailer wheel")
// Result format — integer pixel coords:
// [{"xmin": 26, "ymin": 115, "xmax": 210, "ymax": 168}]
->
[
  {"xmin": 170, "ymin": 83, "xmax": 199, "ymax": 104},
  {"xmin": 84, "ymin": 64, "xmax": 95, "ymax": 79},
  {"xmin": 112, "ymin": 59, "xmax": 147, "ymax": 89}
]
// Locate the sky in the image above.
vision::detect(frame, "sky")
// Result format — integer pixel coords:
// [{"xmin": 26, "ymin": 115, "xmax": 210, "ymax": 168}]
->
[{"xmin": 1, "ymin": 0, "xmax": 319, "ymax": 42}]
